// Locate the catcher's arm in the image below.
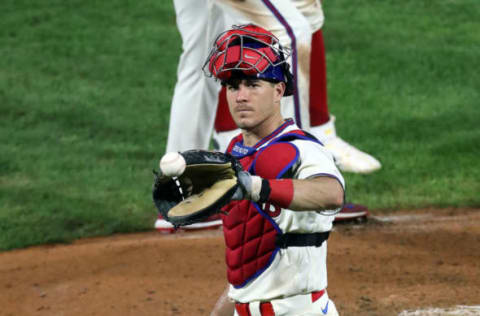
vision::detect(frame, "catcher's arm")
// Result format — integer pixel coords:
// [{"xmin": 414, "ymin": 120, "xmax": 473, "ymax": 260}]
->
[
  {"xmin": 287, "ymin": 176, "xmax": 344, "ymax": 211},
  {"xmin": 233, "ymin": 171, "xmax": 344, "ymax": 213}
]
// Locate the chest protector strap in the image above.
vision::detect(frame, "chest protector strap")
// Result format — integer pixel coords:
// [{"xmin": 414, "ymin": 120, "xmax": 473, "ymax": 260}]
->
[{"xmin": 275, "ymin": 232, "xmax": 330, "ymax": 249}]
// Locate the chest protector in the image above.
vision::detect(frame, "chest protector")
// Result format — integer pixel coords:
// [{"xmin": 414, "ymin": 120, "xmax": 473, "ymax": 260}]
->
[{"xmin": 221, "ymin": 130, "xmax": 317, "ymax": 288}]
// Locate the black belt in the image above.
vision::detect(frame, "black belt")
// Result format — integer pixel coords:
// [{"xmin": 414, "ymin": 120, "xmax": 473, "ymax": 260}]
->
[{"xmin": 275, "ymin": 232, "xmax": 330, "ymax": 249}]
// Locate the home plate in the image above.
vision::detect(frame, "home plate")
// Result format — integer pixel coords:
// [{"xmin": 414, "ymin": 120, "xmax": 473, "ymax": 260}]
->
[{"xmin": 399, "ymin": 305, "xmax": 480, "ymax": 315}]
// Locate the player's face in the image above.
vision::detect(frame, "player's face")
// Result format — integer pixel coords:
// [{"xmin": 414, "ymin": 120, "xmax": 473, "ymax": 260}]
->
[{"xmin": 226, "ymin": 78, "xmax": 284, "ymax": 131}]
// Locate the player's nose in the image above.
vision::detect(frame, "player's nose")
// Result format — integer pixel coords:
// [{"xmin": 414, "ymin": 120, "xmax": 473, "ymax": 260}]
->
[{"xmin": 236, "ymin": 85, "xmax": 249, "ymax": 102}]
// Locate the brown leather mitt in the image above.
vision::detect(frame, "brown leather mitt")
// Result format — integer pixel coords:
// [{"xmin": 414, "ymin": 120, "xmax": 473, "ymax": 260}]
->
[{"xmin": 152, "ymin": 150, "xmax": 241, "ymax": 227}]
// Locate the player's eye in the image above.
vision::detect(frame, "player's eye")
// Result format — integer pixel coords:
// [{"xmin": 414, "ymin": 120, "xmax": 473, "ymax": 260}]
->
[{"xmin": 246, "ymin": 81, "xmax": 260, "ymax": 88}]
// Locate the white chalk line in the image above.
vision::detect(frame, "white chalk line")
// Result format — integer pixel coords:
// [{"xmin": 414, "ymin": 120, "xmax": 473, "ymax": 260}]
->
[
  {"xmin": 371, "ymin": 212, "xmax": 480, "ymax": 224},
  {"xmin": 399, "ymin": 305, "xmax": 480, "ymax": 315},
  {"xmin": 368, "ymin": 212, "xmax": 480, "ymax": 233}
]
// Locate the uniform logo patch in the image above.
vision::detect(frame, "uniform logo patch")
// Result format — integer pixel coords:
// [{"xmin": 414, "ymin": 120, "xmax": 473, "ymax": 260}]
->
[
  {"xmin": 322, "ymin": 301, "xmax": 329, "ymax": 315},
  {"xmin": 262, "ymin": 203, "xmax": 281, "ymax": 217}
]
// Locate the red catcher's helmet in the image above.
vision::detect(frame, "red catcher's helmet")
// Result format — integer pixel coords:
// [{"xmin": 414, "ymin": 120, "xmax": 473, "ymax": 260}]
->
[{"xmin": 203, "ymin": 24, "xmax": 294, "ymax": 96}]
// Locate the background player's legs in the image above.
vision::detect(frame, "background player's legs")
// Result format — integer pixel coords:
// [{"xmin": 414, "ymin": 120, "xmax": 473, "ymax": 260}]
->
[
  {"xmin": 166, "ymin": 0, "xmax": 224, "ymax": 153},
  {"xmin": 213, "ymin": 0, "xmax": 381, "ymax": 174}
]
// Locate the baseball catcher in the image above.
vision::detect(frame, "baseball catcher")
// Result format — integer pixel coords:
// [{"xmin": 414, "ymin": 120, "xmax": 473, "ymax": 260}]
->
[{"xmin": 156, "ymin": 24, "xmax": 343, "ymax": 315}]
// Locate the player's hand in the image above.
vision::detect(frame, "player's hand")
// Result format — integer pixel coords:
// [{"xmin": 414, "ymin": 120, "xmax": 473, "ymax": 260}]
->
[{"xmin": 232, "ymin": 171, "xmax": 266, "ymax": 202}]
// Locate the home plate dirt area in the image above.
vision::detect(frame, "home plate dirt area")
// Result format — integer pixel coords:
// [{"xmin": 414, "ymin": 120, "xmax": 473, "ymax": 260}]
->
[{"xmin": 0, "ymin": 208, "xmax": 479, "ymax": 316}]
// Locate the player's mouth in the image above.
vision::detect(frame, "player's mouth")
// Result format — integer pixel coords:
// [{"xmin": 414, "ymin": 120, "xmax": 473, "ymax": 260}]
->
[{"xmin": 234, "ymin": 105, "xmax": 253, "ymax": 113}]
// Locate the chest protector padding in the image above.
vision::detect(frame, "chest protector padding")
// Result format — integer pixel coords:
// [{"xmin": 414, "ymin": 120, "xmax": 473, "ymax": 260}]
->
[{"xmin": 222, "ymin": 141, "xmax": 299, "ymax": 287}]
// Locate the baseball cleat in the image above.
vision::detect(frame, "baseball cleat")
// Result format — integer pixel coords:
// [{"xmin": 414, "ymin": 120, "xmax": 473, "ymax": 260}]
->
[
  {"xmin": 155, "ymin": 213, "xmax": 223, "ymax": 233},
  {"xmin": 334, "ymin": 203, "xmax": 369, "ymax": 223},
  {"xmin": 310, "ymin": 115, "xmax": 381, "ymax": 174}
]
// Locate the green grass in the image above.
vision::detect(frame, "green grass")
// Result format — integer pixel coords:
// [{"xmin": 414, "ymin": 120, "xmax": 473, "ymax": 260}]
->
[
  {"xmin": 324, "ymin": 0, "xmax": 480, "ymax": 209},
  {"xmin": 1, "ymin": 0, "xmax": 479, "ymax": 250},
  {"xmin": 0, "ymin": 0, "xmax": 179, "ymax": 250}
]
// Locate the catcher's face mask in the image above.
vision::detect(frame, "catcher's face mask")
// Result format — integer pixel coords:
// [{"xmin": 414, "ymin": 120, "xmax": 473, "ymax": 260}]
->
[{"xmin": 203, "ymin": 24, "xmax": 294, "ymax": 96}]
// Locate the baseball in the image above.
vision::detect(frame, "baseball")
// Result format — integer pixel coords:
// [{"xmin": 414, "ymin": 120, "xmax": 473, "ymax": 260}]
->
[{"xmin": 159, "ymin": 152, "xmax": 186, "ymax": 177}]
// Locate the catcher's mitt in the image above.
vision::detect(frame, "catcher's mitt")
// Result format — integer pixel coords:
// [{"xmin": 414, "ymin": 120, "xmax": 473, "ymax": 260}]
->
[{"xmin": 152, "ymin": 150, "xmax": 242, "ymax": 227}]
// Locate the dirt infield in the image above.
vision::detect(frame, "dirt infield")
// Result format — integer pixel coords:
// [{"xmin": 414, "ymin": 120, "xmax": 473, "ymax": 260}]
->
[{"xmin": 1, "ymin": 208, "xmax": 479, "ymax": 316}]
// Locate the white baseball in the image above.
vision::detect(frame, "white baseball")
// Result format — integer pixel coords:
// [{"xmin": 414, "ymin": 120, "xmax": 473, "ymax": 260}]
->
[{"xmin": 159, "ymin": 152, "xmax": 186, "ymax": 177}]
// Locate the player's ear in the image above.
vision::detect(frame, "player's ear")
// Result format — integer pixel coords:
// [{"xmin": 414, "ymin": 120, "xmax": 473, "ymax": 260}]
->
[{"xmin": 274, "ymin": 82, "xmax": 286, "ymax": 101}]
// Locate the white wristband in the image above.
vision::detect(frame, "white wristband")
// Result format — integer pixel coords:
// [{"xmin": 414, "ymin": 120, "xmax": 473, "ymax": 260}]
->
[{"xmin": 249, "ymin": 175, "xmax": 263, "ymax": 202}]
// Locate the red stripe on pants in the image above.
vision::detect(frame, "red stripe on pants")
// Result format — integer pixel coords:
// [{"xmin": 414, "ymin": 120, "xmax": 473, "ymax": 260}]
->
[
  {"xmin": 312, "ymin": 289, "xmax": 326, "ymax": 303},
  {"xmin": 235, "ymin": 302, "xmax": 274, "ymax": 316},
  {"xmin": 235, "ymin": 303, "xmax": 252, "ymax": 316},
  {"xmin": 309, "ymin": 29, "xmax": 330, "ymax": 126},
  {"xmin": 234, "ymin": 290, "xmax": 325, "ymax": 316},
  {"xmin": 260, "ymin": 302, "xmax": 275, "ymax": 316}
]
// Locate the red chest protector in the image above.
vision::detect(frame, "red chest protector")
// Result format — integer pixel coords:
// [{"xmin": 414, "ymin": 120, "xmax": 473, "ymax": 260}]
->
[{"xmin": 221, "ymin": 128, "xmax": 315, "ymax": 288}]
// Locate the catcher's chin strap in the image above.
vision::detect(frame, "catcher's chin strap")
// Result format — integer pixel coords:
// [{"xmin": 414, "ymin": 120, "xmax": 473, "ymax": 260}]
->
[{"xmin": 275, "ymin": 231, "xmax": 330, "ymax": 249}]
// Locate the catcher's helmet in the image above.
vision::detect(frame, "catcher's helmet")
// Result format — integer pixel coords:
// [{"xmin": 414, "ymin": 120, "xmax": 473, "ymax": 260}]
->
[{"xmin": 203, "ymin": 24, "xmax": 294, "ymax": 96}]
